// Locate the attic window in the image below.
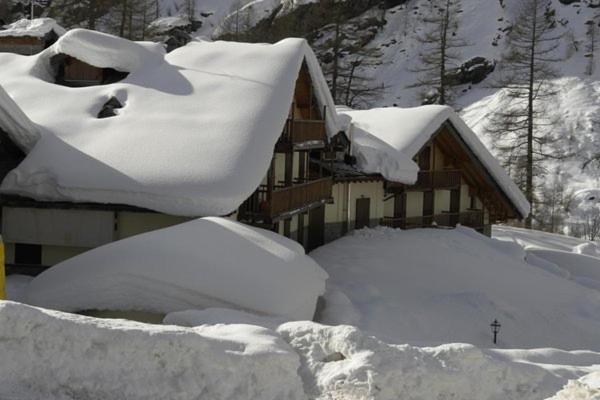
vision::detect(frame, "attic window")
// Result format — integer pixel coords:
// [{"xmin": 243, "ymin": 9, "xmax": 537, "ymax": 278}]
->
[
  {"xmin": 98, "ymin": 97, "xmax": 123, "ymax": 119},
  {"xmin": 52, "ymin": 55, "xmax": 129, "ymax": 87}
]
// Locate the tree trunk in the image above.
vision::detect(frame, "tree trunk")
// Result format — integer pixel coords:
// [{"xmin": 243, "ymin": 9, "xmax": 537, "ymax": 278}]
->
[
  {"xmin": 439, "ymin": 0, "xmax": 450, "ymax": 105},
  {"xmin": 525, "ymin": 0, "xmax": 538, "ymax": 229}
]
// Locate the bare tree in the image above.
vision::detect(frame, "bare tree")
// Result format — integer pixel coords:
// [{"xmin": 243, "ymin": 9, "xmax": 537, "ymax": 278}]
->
[
  {"xmin": 486, "ymin": 0, "xmax": 564, "ymax": 228},
  {"xmin": 585, "ymin": 13, "xmax": 600, "ymax": 75},
  {"xmin": 409, "ymin": 0, "xmax": 467, "ymax": 106}
]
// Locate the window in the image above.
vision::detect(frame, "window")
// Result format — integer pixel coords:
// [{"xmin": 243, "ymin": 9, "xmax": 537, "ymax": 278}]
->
[{"xmin": 14, "ymin": 243, "xmax": 42, "ymax": 265}]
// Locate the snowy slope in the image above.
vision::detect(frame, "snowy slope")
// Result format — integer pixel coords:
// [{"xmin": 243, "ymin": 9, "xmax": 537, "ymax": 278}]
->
[
  {"xmin": 354, "ymin": 0, "xmax": 600, "ymax": 213},
  {"xmin": 312, "ymin": 226, "xmax": 600, "ymax": 350}
]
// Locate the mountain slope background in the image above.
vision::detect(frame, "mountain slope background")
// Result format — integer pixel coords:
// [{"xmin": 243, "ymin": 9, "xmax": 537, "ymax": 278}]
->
[{"xmin": 2, "ymin": 0, "xmax": 600, "ymax": 234}]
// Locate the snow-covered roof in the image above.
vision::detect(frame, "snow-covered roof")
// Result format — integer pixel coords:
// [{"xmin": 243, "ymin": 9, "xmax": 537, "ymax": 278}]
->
[
  {"xmin": 0, "ymin": 18, "xmax": 66, "ymax": 38},
  {"xmin": 25, "ymin": 217, "xmax": 328, "ymax": 320},
  {"xmin": 340, "ymin": 106, "xmax": 530, "ymax": 218},
  {"xmin": 0, "ymin": 29, "xmax": 339, "ymax": 216}
]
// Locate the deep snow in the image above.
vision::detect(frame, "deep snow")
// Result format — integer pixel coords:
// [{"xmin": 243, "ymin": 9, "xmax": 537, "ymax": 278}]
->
[
  {"xmin": 312, "ymin": 226, "xmax": 600, "ymax": 350},
  {"xmin": 25, "ymin": 217, "xmax": 328, "ymax": 320},
  {"xmin": 4, "ymin": 300, "xmax": 600, "ymax": 400}
]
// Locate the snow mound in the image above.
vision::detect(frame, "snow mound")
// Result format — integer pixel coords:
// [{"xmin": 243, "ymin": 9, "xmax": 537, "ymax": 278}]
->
[
  {"xmin": 164, "ymin": 308, "xmax": 285, "ymax": 330},
  {"xmin": 0, "ymin": 300, "xmax": 305, "ymax": 400},
  {"xmin": 278, "ymin": 321, "xmax": 563, "ymax": 400},
  {"xmin": 0, "ymin": 18, "xmax": 66, "ymax": 38},
  {"xmin": 340, "ymin": 106, "xmax": 529, "ymax": 217},
  {"xmin": 493, "ymin": 225, "xmax": 600, "ymax": 254},
  {"xmin": 547, "ymin": 372, "xmax": 600, "ymax": 400},
  {"xmin": 312, "ymin": 226, "xmax": 600, "ymax": 350},
  {"xmin": 25, "ymin": 217, "xmax": 328, "ymax": 320},
  {"xmin": 0, "ymin": 35, "xmax": 338, "ymax": 216}
]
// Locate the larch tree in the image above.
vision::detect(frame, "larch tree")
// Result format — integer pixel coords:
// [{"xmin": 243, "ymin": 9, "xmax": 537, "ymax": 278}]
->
[
  {"xmin": 585, "ymin": 13, "xmax": 600, "ymax": 75},
  {"xmin": 486, "ymin": 0, "xmax": 564, "ymax": 229},
  {"xmin": 410, "ymin": 0, "xmax": 467, "ymax": 106}
]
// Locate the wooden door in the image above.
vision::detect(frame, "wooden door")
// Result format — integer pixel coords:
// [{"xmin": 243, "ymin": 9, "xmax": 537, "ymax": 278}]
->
[
  {"xmin": 449, "ymin": 189, "xmax": 460, "ymax": 226},
  {"xmin": 394, "ymin": 192, "xmax": 406, "ymax": 229},
  {"xmin": 307, "ymin": 206, "xmax": 325, "ymax": 251},
  {"xmin": 422, "ymin": 191, "xmax": 434, "ymax": 226},
  {"xmin": 355, "ymin": 198, "xmax": 371, "ymax": 230}
]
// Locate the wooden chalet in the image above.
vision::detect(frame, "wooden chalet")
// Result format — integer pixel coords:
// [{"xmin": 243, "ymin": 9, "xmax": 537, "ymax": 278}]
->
[
  {"xmin": 0, "ymin": 18, "xmax": 64, "ymax": 55},
  {"xmin": 320, "ymin": 108, "xmax": 529, "ymax": 241}
]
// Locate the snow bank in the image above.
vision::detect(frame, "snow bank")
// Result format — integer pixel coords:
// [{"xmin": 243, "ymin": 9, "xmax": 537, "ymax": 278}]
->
[
  {"xmin": 164, "ymin": 308, "xmax": 285, "ymax": 330},
  {"xmin": 0, "ymin": 300, "xmax": 306, "ymax": 400},
  {"xmin": 340, "ymin": 106, "xmax": 530, "ymax": 218},
  {"xmin": 0, "ymin": 18, "xmax": 66, "ymax": 38},
  {"xmin": 25, "ymin": 217, "xmax": 328, "ymax": 320},
  {"xmin": 0, "ymin": 34, "xmax": 338, "ymax": 216},
  {"xmin": 278, "ymin": 321, "xmax": 564, "ymax": 400},
  {"xmin": 312, "ymin": 226, "xmax": 600, "ymax": 350},
  {"xmin": 547, "ymin": 372, "xmax": 600, "ymax": 400}
]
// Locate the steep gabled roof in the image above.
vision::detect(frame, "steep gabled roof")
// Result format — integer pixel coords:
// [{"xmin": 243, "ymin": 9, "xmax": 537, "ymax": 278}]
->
[
  {"xmin": 0, "ymin": 30, "xmax": 339, "ymax": 217},
  {"xmin": 339, "ymin": 106, "xmax": 530, "ymax": 218}
]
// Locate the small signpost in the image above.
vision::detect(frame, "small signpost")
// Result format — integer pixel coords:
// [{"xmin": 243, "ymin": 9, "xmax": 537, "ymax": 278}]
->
[{"xmin": 490, "ymin": 319, "xmax": 501, "ymax": 345}]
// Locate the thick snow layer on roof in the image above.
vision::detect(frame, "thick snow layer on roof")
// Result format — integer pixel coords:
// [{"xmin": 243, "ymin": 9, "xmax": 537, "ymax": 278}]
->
[
  {"xmin": 0, "ymin": 84, "xmax": 39, "ymax": 151},
  {"xmin": 312, "ymin": 226, "xmax": 600, "ymax": 350},
  {"xmin": 340, "ymin": 105, "xmax": 530, "ymax": 217},
  {"xmin": 148, "ymin": 16, "xmax": 191, "ymax": 32},
  {"xmin": 0, "ymin": 301, "xmax": 305, "ymax": 400},
  {"xmin": 47, "ymin": 29, "xmax": 166, "ymax": 73},
  {"xmin": 0, "ymin": 31, "xmax": 338, "ymax": 216},
  {"xmin": 25, "ymin": 217, "xmax": 328, "ymax": 320},
  {"xmin": 0, "ymin": 18, "xmax": 66, "ymax": 38}
]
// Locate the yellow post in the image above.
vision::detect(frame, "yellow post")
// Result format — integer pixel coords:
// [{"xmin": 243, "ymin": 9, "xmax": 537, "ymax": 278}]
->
[{"xmin": 0, "ymin": 236, "xmax": 5, "ymax": 300}]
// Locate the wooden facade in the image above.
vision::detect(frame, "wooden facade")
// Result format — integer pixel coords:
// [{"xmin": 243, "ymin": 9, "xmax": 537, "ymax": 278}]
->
[
  {"xmin": 0, "ymin": 31, "xmax": 59, "ymax": 55},
  {"xmin": 54, "ymin": 55, "xmax": 129, "ymax": 87},
  {"xmin": 238, "ymin": 62, "xmax": 333, "ymax": 251},
  {"xmin": 379, "ymin": 122, "xmax": 522, "ymax": 234}
]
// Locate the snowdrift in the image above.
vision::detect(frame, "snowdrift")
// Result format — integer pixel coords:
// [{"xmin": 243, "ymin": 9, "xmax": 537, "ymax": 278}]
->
[
  {"xmin": 25, "ymin": 217, "xmax": 328, "ymax": 320},
  {"xmin": 312, "ymin": 226, "xmax": 600, "ymax": 350},
  {"xmin": 3, "ymin": 300, "xmax": 597, "ymax": 400},
  {"xmin": 0, "ymin": 301, "xmax": 306, "ymax": 400},
  {"xmin": 0, "ymin": 31, "xmax": 339, "ymax": 216},
  {"xmin": 277, "ymin": 321, "xmax": 566, "ymax": 400}
]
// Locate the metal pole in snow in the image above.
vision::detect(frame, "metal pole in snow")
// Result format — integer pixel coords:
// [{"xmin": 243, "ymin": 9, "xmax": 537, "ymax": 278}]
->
[{"xmin": 31, "ymin": 1, "xmax": 34, "ymax": 20}]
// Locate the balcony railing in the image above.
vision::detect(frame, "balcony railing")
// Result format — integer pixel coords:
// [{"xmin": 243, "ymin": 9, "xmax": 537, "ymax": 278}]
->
[
  {"xmin": 240, "ymin": 177, "xmax": 333, "ymax": 220},
  {"xmin": 381, "ymin": 210, "xmax": 484, "ymax": 230},
  {"xmin": 387, "ymin": 170, "xmax": 462, "ymax": 191},
  {"xmin": 279, "ymin": 119, "xmax": 326, "ymax": 146}
]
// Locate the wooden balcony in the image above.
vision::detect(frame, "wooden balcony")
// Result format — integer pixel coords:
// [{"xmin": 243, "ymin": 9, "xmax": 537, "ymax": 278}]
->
[
  {"xmin": 381, "ymin": 210, "xmax": 484, "ymax": 230},
  {"xmin": 240, "ymin": 177, "xmax": 333, "ymax": 220},
  {"xmin": 387, "ymin": 170, "xmax": 462, "ymax": 192},
  {"xmin": 277, "ymin": 119, "xmax": 326, "ymax": 151}
]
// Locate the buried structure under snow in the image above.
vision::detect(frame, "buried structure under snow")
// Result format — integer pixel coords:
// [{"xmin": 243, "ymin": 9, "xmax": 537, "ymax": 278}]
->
[{"xmin": 24, "ymin": 217, "xmax": 328, "ymax": 321}]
